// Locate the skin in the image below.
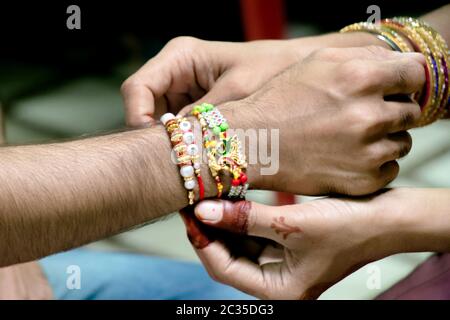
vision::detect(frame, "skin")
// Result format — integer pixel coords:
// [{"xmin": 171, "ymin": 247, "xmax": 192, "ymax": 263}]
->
[
  {"xmin": 121, "ymin": 5, "xmax": 450, "ymax": 126},
  {"xmin": 120, "ymin": 5, "xmax": 450, "ymax": 299},
  {"xmin": 120, "ymin": 32, "xmax": 391, "ymax": 126},
  {"xmin": 223, "ymin": 46, "xmax": 425, "ymax": 196},
  {"xmin": 190, "ymin": 5, "xmax": 450, "ymax": 299},
  {"xmin": 193, "ymin": 188, "xmax": 450, "ymax": 300},
  {"xmin": 0, "ymin": 46, "xmax": 425, "ymax": 268}
]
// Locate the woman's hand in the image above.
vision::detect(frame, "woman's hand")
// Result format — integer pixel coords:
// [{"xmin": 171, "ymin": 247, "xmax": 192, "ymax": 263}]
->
[
  {"xmin": 222, "ymin": 46, "xmax": 425, "ymax": 196},
  {"xmin": 121, "ymin": 33, "xmax": 388, "ymax": 127},
  {"xmin": 188, "ymin": 188, "xmax": 450, "ymax": 299},
  {"xmin": 121, "ymin": 37, "xmax": 303, "ymax": 126}
]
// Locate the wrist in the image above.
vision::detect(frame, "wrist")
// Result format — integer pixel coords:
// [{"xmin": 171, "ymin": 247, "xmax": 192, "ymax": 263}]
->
[
  {"xmin": 370, "ymin": 188, "xmax": 450, "ymax": 257},
  {"xmin": 216, "ymin": 100, "xmax": 265, "ymax": 191},
  {"xmin": 289, "ymin": 32, "xmax": 393, "ymax": 59}
]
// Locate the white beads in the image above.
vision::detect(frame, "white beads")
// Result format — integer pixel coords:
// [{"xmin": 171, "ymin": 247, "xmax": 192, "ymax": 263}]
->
[
  {"xmin": 184, "ymin": 179, "xmax": 196, "ymax": 190},
  {"xmin": 160, "ymin": 113, "xmax": 175, "ymax": 125},
  {"xmin": 183, "ymin": 132, "xmax": 195, "ymax": 145},
  {"xmin": 193, "ymin": 162, "xmax": 201, "ymax": 170},
  {"xmin": 180, "ymin": 165, "xmax": 194, "ymax": 178},
  {"xmin": 203, "ymin": 109, "xmax": 225, "ymax": 128},
  {"xmin": 179, "ymin": 120, "xmax": 191, "ymax": 132},
  {"xmin": 186, "ymin": 144, "xmax": 199, "ymax": 156}
]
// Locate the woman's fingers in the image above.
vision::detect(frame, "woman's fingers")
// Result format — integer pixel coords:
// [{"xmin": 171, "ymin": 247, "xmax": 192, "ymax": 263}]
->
[
  {"xmin": 194, "ymin": 200, "xmax": 303, "ymax": 244},
  {"xmin": 176, "ymin": 72, "xmax": 254, "ymax": 118},
  {"xmin": 121, "ymin": 56, "xmax": 174, "ymax": 127},
  {"xmin": 179, "ymin": 208, "xmax": 215, "ymax": 249},
  {"xmin": 258, "ymin": 243, "xmax": 284, "ymax": 265},
  {"xmin": 194, "ymin": 240, "xmax": 266, "ymax": 297},
  {"xmin": 181, "ymin": 206, "xmax": 275, "ymax": 298}
]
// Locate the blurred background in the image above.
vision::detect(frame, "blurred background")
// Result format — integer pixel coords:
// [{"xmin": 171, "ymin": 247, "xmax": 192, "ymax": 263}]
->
[{"xmin": 0, "ymin": 0, "xmax": 449, "ymax": 299}]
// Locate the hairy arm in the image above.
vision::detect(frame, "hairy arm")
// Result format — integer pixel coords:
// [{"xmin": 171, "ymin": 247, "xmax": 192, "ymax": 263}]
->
[
  {"xmin": 0, "ymin": 126, "xmax": 183, "ymax": 266},
  {"xmin": 0, "ymin": 106, "xmax": 258, "ymax": 267}
]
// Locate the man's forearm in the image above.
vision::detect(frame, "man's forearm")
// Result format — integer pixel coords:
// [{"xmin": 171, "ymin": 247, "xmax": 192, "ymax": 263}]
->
[
  {"xmin": 0, "ymin": 124, "xmax": 206, "ymax": 266},
  {"xmin": 0, "ymin": 102, "xmax": 260, "ymax": 267}
]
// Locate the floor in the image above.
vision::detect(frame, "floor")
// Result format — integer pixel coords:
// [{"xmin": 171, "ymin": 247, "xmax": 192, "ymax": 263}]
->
[{"xmin": 3, "ymin": 72, "xmax": 450, "ymax": 299}]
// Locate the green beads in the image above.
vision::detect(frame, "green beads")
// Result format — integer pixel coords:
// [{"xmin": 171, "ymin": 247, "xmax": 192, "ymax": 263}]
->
[
  {"xmin": 193, "ymin": 103, "xmax": 214, "ymax": 114},
  {"xmin": 202, "ymin": 103, "xmax": 214, "ymax": 112},
  {"xmin": 212, "ymin": 126, "xmax": 222, "ymax": 135},
  {"xmin": 193, "ymin": 105, "xmax": 202, "ymax": 113},
  {"xmin": 219, "ymin": 122, "xmax": 229, "ymax": 132}
]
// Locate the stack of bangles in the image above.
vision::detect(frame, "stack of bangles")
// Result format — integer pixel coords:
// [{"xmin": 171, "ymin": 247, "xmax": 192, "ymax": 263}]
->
[
  {"xmin": 161, "ymin": 103, "xmax": 249, "ymax": 205},
  {"xmin": 341, "ymin": 17, "xmax": 449, "ymax": 126}
]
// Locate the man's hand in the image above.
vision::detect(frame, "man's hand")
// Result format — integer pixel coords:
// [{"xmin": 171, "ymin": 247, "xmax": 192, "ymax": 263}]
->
[
  {"xmin": 121, "ymin": 37, "xmax": 302, "ymax": 127},
  {"xmin": 189, "ymin": 188, "xmax": 450, "ymax": 299},
  {"xmin": 221, "ymin": 46, "xmax": 426, "ymax": 196}
]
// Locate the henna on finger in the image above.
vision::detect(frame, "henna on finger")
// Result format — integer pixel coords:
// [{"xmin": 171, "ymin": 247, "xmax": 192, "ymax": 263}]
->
[
  {"xmin": 180, "ymin": 207, "xmax": 215, "ymax": 249},
  {"xmin": 270, "ymin": 216, "xmax": 302, "ymax": 240},
  {"xmin": 221, "ymin": 200, "xmax": 252, "ymax": 234}
]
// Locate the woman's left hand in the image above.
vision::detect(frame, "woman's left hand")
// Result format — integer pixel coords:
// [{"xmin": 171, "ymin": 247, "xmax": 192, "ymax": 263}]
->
[{"xmin": 186, "ymin": 188, "xmax": 425, "ymax": 299}]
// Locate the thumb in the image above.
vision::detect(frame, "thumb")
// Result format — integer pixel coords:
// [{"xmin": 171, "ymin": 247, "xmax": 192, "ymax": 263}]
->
[{"xmin": 194, "ymin": 200, "xmax": 301, "ymax": 243}]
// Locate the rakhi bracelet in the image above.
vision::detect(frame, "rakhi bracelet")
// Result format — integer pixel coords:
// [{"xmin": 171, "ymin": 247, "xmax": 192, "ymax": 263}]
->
[
  {"xmin": 161, "ymin": 113, "xmax": 203, "ymax": 205},
  {"xmin": 192, "ymin": 104, "xmax": 225, "ymax": 198},
  {"xmin": 195, "ymin": 103, "xmax": 249, "ymax": 199},
  {"xmin": 177, "ymin": 116, "xmax": 205, "ymax": 201},
  {"xmin": 192, "ymin": 103, "xmax": 249, "ymax": 199},
  {"xmin": 220, "ymin": 135, "xmax": 249, "ymax": 198}
]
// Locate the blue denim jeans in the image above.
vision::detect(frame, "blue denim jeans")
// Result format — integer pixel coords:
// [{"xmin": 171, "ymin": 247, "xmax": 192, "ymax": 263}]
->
[{"xmin": 39, "ymin": 249, "xmax": 254, "ymax": 300}]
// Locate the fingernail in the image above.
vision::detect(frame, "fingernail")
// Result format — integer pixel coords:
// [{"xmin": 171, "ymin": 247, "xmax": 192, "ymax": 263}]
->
[{"xmin": 195, "ymin": 200, "xmax": 223, "ymax": 222}]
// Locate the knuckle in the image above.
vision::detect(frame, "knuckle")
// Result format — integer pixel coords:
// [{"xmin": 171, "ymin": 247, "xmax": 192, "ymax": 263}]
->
[
  {"xmin": 395, "ymin": 64, "xmax": 411, "ymax": 92},
  {"xmin": 397, "ymin": 59, "xmax": 424, "ymax": 92},
  {"xmin": 207, "ymin": 268, "xmax": 224, "ymax": 283},
  {"xmin": 379, "ymin": 161, "xmax": 400, "ymax": 183},
  {"xmin": 120, "ymin": 77, "xmax": 138, "ymax": 95},
  {"xmin": 398, "ymin": 141, "xmax": 412, "ymax": 158},
  {"xmin": 166, "ymin": 36, "xmax": 200, "ymax": 50},
  {"xmin": 224, "ymin": 78, "xmax": 249, "ymax": 98},
  {"xmin": 398, "ymin": 109, "xmax": 418, "ymax": 130},
  {"xmin": 349, "ymin": 105, "xmax": 387, "ymax": 136},
  {"xmin": 336, "ymin": 61, "xmax": 378, "ymax": 94},
  {"xmin": 365, "ymin": 144, "xmax": 386, "ymax": 164}
]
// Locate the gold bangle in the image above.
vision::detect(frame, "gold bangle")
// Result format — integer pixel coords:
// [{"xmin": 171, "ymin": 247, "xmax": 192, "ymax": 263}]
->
[{"xmin": 340, "ymin": 22, "xmax": 411, "ymax": 53}]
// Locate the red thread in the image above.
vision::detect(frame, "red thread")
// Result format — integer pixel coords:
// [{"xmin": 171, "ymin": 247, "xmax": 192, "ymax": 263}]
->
[{"xmin": 197, "ymin": 175, "xmax": 205, "ymax": 201}]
